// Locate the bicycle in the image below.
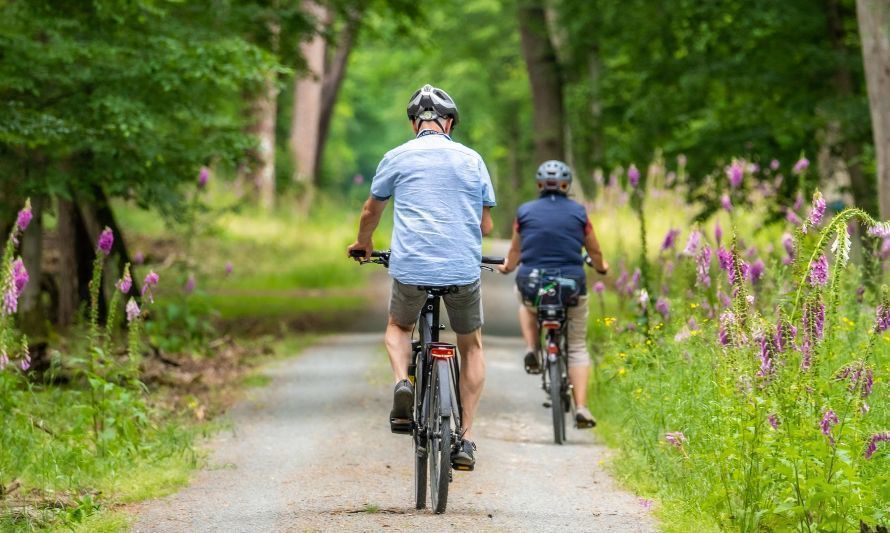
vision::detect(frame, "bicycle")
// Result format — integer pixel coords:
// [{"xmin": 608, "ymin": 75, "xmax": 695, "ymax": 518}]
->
[
  {"xmin": 528, "ymin": 274, "xmax": 580, "ymax": 445},
  {"xmin": 350, "ymin": 249, "xmax": 503, "ymax": 514}
]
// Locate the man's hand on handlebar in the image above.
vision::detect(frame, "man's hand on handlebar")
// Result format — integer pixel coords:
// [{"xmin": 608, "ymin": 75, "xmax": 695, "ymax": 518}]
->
[
  {"xmin": 347, "ymin": 241, "xmax": 372, "ymax": 261},
  {"xmin": 595, "ymin": 260, "xmax": 609, "ymax": 276}
]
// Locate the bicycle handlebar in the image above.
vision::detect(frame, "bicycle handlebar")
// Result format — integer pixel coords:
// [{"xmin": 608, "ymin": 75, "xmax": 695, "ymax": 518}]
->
[{"xmin": 350, "ymin": 249, "xmax": 504, "ymax": 266}]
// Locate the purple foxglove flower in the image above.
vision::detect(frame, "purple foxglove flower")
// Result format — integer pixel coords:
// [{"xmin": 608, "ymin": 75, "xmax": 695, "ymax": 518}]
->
[
  {"xmin": 184, "ymin": 274, "xmax": 196, "ymax": 294},
  {"xmin": 807, "ymin": 255, "xmax": 829, "ymax": 287},
  {"xmin": 225, "ymin": 261, "xmax": 234, "ymax": 276},
  {"xmin": 133, "ymin": 251, "xmax": 145, "ymax": 265},
  {"xmin": 12, "ymin": 258, "xmax": 28, "ymax": 294},
  {"xmin": 793, "ymin": 191, "xmax": 804, "ymax": 212},
  {"xmin": 198, "ymin": 166, "xmax": 210, "ymax": 188},
  {"xmin": 748, "ymin": 163, "xmax": 760, "ymax": 174},
  {"xmin": 782, "ymin": 233, "xmax": 795, "ymax": 257},
  {"xmin": 688, "ymin": 317, "xmax": 699, "ymax": 331},
  {"xmin": 774, "ymin": 320, "xmax": 797, "ymax": 353},
  {"xmin": 856, "ymin": 286, "xmax": 865, "ymax": 303},
  {"xmin": 593, "ymin": 281, "xmax": 605, "ymax": 294},
  {"xmin": 20, "ymin": 352, "xmax": 30, "ymax": 371},
  {"xmin": 820, "ymin": 409, "xmax": 839, "ymax": 443},
  {"xmin": 125, "ymin": 297, "xmax": 140, "ymax": 322},
  {"xmin": 638, "ymin": 498, "xmax": 653, "ymax": 511},
  {"xmin": 628, "ymin": 164, "xmax": 641, "ymax": 188},
  {"xmin": 615, "ymin": 269, "xmax": 628, "ymax": 292},
  {"xmin": 768, "ymin": 414, "xmax": 779, "ymax": 430},
  {"xmin": 16, "ymin": 199, "xmax": 33, "ymax": 233},
  {"xmin": 757, "ymin": 335, "xmax": 774, "ymax": 377},
  {"xmin": 786, "ymin": 209, "xmax": 802, "ymax": 226},
  {"xmin": 714, "ymin": 223, "xmax": 723, "ymax": 245},
  {"xmin": 717, "ymin": 247, "xmax": 733, "ymax": 272},
  {"xmin": 677, "ymin": 154, "xmax": 687, "ymax": 167},
  {"xmin": 792, "ymin": 157, "xmax": 810, "ymax": 175},
  {"xmin": 720, "ymin": 194, "xmax": 732, "ymax": 212},
  {"xmin": 864, "ymin": 432, "xmax": 890, "ymax": 459},
  {"xmin": 655, "ymin": 297, "xmax": 670, "ymax": 319},
  {"xmin": 2, "ymin": 287, "xmax": 17, "ymax": 315},
  {"xmin": 629, "ymin": 269, "xmax": 641, "ymax": 291},
  {"xmin": 116, "ymin": 269, "xmax": 132, "ymax": 294},
  {"xmin": 665, "ymin": 431, "xmax": 687, "ymax": 447},
  {"xmin": 682, "ymin": 230, "xmax": 702, "ymax": 256},
  {"xmin": 770, "ymin": 159, "xmax": 780, "ymax": 171},
  {"xmin": 875, "ymin": 305, "xmax": 890, "ymax": 333},
  {"xmin": 867, "ymin": 223, "xmax": 890, "ymax": 238},
  {"xmin": 801, "ymin": 339, "xmax": 813, "ymax": 371},
  {"xmin": 660, "ymin": 229, "xmax": 680, "ymax": 252},
  {"xmin": 749, "ymin": 259, "xmax": 765, "ymax": 283},
  {"xmin": 807, "ymin": 191, "xmax": 826, "ymax": 228},
  {"xmin": 696, "ymin": 246, "xmax": 712, "ymax": 288},
  {"xmin": 718, "ymin": 290, "xmax": 732, "ymax": 308},
  {"xmin": 142, "ymin": 270, "xmax": 160, "ymax": 303},
  {"xmin": 880, "ymin": 238, "xmax": 890, "ymax": 260},
  {"xmin": 727, "ymin": 161, "xmax": 744, "ymax": 189},
  {"xmin": 97, "ymin": 227, "xmax": 114, "ymax": 256}
]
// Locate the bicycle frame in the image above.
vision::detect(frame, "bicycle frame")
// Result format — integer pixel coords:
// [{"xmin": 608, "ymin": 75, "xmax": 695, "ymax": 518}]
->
[{"xmin": 413, "ymin": 293, "xmax": 463, "ymax": 450}]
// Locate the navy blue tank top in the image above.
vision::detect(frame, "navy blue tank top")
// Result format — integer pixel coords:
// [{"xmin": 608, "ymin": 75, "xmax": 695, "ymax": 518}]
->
[{"xmin": 516, "ymin": 193, "xmax": 590, "ymax": 282}]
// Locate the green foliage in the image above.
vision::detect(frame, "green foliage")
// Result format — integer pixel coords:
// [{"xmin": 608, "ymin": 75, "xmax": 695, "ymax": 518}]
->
[{"xmin": 0, "ymin": 0, "xmax": 280, "ymax": 215}]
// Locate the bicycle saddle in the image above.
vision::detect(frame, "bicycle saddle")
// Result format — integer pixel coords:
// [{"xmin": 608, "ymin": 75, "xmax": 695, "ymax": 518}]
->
[{"xmin": 417, "ymin": 285, "xmax": 460, "ymax": 295}]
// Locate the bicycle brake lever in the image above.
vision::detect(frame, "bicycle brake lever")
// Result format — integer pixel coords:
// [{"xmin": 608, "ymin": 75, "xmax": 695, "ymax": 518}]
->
[{"xmin": 480, "ymin": 265, "xmax": 495, "ymax": 272}]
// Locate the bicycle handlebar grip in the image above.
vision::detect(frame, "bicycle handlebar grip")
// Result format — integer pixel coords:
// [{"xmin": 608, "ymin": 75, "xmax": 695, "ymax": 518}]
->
[
  {"xmin": 349, "ymin": 249, "xmax": 367, "ymax": 258},
  {"xmin": 481, "ymin": 256, "xmax": 505, "ymax": 265}
]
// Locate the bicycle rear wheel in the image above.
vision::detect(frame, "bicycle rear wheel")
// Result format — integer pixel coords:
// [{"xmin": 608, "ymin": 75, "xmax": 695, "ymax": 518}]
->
[
  {"xmin": 548, "ymin": 355, "xmax": 565, "ymax": 444},
  {"xmin": 428, "ymin": 359, "xmax": 452, "ymax": 514}
]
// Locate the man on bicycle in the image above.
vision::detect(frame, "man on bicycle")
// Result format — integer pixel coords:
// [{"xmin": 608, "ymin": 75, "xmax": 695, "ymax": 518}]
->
[
  {"xmin": 347, "ymin": 84, "xmax": 495, "ymax": 469},
  {"xmin": 497, "ymin": 160, "xmax": 607, "ymax": 429}
]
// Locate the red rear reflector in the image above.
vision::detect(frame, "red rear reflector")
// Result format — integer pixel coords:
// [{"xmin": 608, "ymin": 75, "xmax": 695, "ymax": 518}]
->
[
  {"xmin": 542, "ymin": 321, "xmax": 561, "ymax": 330},
  {"xmin": 431, "ymin": 347, "xmax": 455, "ymax": 358},
  {"xmin": 547, "ymin": 344, "xmax": 559, "ymax": 355}
]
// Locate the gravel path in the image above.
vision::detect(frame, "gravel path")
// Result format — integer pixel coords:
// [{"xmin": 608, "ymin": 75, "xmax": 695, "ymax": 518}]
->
[{"xmin": 133, "ymin": 243, "xmax": 656, "ymax": 532}]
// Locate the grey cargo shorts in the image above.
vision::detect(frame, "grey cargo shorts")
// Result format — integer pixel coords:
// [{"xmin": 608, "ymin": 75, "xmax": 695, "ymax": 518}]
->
[{"xmin": 389, "ymin": 278, "xmax": 483, "ymax": 334}]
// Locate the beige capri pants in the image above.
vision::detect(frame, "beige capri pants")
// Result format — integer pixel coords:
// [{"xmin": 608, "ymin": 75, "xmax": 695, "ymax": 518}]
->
[{"xmin": 516, "ymin": 289, "xmax": 591, "ymax": 368}]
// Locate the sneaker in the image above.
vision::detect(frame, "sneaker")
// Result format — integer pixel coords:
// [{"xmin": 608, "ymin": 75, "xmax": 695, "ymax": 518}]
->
[
  {"xmin": 390, "ymin": 379, "xmax": 414, "ymax": 426},
  {"xmin": 451, "ymin": 439, "xmax": 476, "ymax": 471},
  {"xmin": 523, "ymin": 351, "xmax": 541, "ymax": 374},
  {"xmin": 575, "ymin": 406, "xmax": 597, "ymax": 429}
]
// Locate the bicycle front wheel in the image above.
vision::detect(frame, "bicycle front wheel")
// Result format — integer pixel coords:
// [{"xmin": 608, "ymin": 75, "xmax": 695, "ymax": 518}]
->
[
  {"xmin": 428, "ymin": 359, "xmax": 452, "ymax": 514},
  {"xmin": 548, "ymin": 354, "xmax": 566, "ymax": 445}
]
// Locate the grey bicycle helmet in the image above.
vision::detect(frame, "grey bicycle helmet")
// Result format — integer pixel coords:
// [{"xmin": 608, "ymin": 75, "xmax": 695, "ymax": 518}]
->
[
  {"xmin": 406, "ymin": 84, "xmax": 460, "ymax": 128},
  {"xmin": 536, "ymin": 160, "xmax": 573, "ymax": 193}
]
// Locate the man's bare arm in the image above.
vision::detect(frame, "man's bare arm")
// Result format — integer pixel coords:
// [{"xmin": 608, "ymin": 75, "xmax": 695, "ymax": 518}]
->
[
  {"xmin": 347, "ymin": 197, "xmax": 388, "ymax": 259},
  {"xmin": 481, "ymin": 206, "xmax": 493, "ymax": 236}
]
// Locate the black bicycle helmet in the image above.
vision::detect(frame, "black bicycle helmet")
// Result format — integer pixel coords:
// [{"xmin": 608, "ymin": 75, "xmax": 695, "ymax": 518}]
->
[
  {"xmin": 406, "ymin": 84, "xmax": 460, "ymax": 129},
  {"xmin": 536, "ymin": 160, "xmax": 573, "ymax": 193}
]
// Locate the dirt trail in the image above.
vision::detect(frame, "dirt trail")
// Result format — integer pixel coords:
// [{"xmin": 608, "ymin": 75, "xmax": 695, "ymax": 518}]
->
[{"xmin": 133, "ymin": 241, "xmax": 656, "ymax": 532}]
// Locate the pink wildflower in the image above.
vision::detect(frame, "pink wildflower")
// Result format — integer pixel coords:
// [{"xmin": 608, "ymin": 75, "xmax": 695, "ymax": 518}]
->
[
  {"xmin": 714, "ymin": 223, "xmax": 723, "ymax": 245},
  {"xmin": 660, "ymin": 229, "xmax": 680, "ymax": 252},
  {"xmin": 133, "ymin": 251, "xmax": 145, "ymax": 265},
  {"xmin": 786, "ymin": 209, "xmax": 802, "ymax": 226},
  {"xmin": 125, "ymin": 298, "xmax": 140, "ymax": 322},
  {"xmin": 807, "ymin": 191, "xmax": 826, "ymax": 228},
  {"xmin": 655, "ymin": 297, "xmax": 670, "ymax": 320},
  {"xmin": 768, "ymin": 414, "xmax": 779, "ymax": 430},
  {"xmin": 749, "ymin": 259, "xmax": 765, "ymax": 283},
  {"xmin": 770, "ymin": 159, "xmax": 780, "ymax": 171},
  {"xmin": 682, "ymin": 230, "xmax": 701, "ymax": 256},
  {"xmin": 727, "ymin": 161, "xmax": 744, "ymax": 189},
  {"xmin": 184, "ymin": 274, "xmax": 196, "ymax": 294},
  {"xmin": 116, "ymin": 269, "xmax": 132, "ymax": 294},
  {"xmin": 792, "ymin": 157, "xmax": 810, "ymax": 175},
  {"xmin": 876, "ymin": 305, "xmax": 890, "ymax": 333},
  {"xmin": 864, "ymin": 432, "xmax": 890, "ymax": 459},
  {"xmin": 97, "ymin": 227, "xmax": 114, "ymax": 256},
  {"xmin": 225, "ymin": 261, "xmax": 234, "ymax": 276},
  {"xmin": 198, "ymin": 166, "xmax": 210, "ymax": 188},
  {"xmin": 696, "ymin": 246, "xmax": 711, "ymax": 288},
  {"xmin": 628, "ymin": 164, "xmax": 640, "ymax": 188},
  {"xmin": 593, "ymin": 281, "xmax": 605, "ymax": 294},
  {"xmin": 16, "ymin": 199, "xmax": 33, "ymax": 233},
  {"xmin": 142, "ymin": 271, "xmax": 160, "ymax": 303},
  {"xmin": 808, "ymin": 255, "xmax": 829, "ymax": 286},
  {"xmin": 720, "ymin": 194, "xmax": 732, "ymax": 212},
  {"xmin": 820, "ymin": 409, "xmax": 839, "ymax": 443},
  {"xmin": 665, "ymin": 432, "xmax": 687, "ymax": 447}
]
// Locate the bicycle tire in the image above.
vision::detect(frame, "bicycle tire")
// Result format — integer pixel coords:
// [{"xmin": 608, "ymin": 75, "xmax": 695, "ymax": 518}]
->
[
  {"xmin": 428, "ymin": 359, "xmax": 452, "ymax": 513},
  {"xmin": 549, "ymin": 355, "xmax": 565, "ymax": 445},
  {"xmin": 414, "ymin": 378, "xmax": 427, "ymax": 510}
]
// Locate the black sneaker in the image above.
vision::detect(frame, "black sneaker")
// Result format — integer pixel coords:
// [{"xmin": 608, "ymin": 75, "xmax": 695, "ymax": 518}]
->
[
  {"xmin": 451, "ymin": 439, "xmax": 476, "ymax": 471},
  {"xmin": 524, "ymin": 351, "xmax": 541, "ymax": 374},
  {"xmin": 575, "ymin": 406, "xmax": 597, "ymax": 429},
  {"xmin": 390, "ymin": 380, "xmax": 413, "ymax": 434}
]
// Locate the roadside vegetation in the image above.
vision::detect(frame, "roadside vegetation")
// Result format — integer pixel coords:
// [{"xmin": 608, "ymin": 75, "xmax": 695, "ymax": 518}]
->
[{"xmin": 586, "ymin": 158, "xmax": 890, "ymax": 531}]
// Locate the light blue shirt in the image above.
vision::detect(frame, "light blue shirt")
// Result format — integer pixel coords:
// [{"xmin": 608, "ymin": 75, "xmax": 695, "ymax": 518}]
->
[{"xmin": 371, "ymin": 131, "xmax": 496, "ymax": 286}]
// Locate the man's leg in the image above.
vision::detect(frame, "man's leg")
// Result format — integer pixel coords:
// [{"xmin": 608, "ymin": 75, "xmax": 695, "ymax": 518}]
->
[
  {"xmin": 384, "ymin": 317, "xmax": 412, "ymax": 382},
  {"xmin": 456, "ymin": 329, "xmax": 485, "ymax": 440}
]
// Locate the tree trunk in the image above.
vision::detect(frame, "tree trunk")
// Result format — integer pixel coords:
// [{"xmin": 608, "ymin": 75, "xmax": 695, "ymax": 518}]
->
[
  {"xmin": 315, "ymin": 7, "xmax": 364, "ymax": 175},
  {"xmin": 290, "ymin": 0, "xmax": 328, "ymax": 204},
  {"xmin": 244, "ymin": 72, "xmax": 280, "ymax": 210},
  {"xmin": 857, "ymin": 0, "xmax": 890, "ymax": 218},
  {"xmin": 20, "ymin": 196, "xmax": 46, "ymax": 318},
  {"xmin": 820, "ymin": 0, "xmax": 874, "ymax": 213},
  {"xmin": 518, "ymin": 0, "xmax": 566, "ymax": 165},
  {"xmin": 55, "ymin": 197, "xmax": 80, "ymax": 327}
]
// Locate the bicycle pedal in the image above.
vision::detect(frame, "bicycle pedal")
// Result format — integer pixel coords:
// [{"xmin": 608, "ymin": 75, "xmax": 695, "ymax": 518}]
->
[
  {"xmin": 390, "ymin": 418, "xmax": 413, "ymax": 435},
  {"xmin": 452, "ymin": 463, "xmax": 474, "ymax": 472},
  {"xmin": 542, "ymin": 400, "xmax": 552, "ymax": 408}
]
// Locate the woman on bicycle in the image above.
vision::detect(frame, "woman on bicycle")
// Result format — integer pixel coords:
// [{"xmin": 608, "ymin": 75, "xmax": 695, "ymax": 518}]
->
[{"xmin": 498, "ymin": 160, "xmax": 608, "ymax": 429}]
